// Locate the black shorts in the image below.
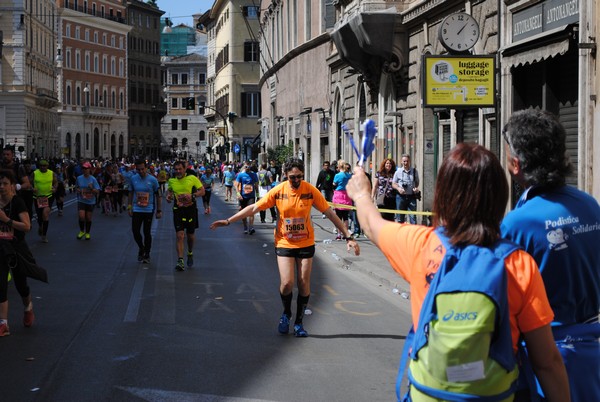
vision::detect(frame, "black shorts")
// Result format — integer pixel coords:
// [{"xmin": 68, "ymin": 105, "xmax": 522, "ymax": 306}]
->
[
  {"xmin": 239, "ymin": 197, "xmax": 255, "ymax": 209},
  {"xmin": 78, "ymin": 202, "xmax": 95, "ymax": 212},
  {"xmin": 173, "ymin": 206, "xmax": 199, "ymax": 233},
  {"xmin": 275, "ymin": 245, "xmax": 316, "ymax": 259}
]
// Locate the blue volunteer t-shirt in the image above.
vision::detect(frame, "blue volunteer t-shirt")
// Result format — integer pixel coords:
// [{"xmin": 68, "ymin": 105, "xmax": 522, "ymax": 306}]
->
[
  {"xmin": 501, "ymin": 185, "xmax": 600, "ymax": 325},
  {"xmin": 333, "ymin": 171, "xmax": 351, "ymax": 191},
  {"xmin": 129, "ymin": 173, "xmax": 159, "ymax": 213},
  {"xmin": 200, "ymin": 174, "xmax": 215, "ymax": 192},
  {"xmin": 223, "ymin": 170, "xmax": 235, "ymax": 187}
]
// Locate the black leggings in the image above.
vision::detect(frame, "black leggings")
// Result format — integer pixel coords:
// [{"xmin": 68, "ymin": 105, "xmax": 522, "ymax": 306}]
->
[
  {"xmin": 131, "ymin": 212, "xmax": 153, "ymax": 253},
  {"xmin": 0, "ymin": 260, "xmax": 30, "ymax": 303}
]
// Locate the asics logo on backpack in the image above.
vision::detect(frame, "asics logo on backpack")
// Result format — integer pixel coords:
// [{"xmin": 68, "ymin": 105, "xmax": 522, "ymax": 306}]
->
[{"xmin": 442, "ymin": 309, "xmax": 478, "ymax": 321}]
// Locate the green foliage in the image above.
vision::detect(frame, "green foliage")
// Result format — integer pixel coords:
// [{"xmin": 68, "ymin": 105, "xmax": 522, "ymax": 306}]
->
[
  {"xmin": 146, "ymin": 0, "xmax": 158, "ymax": 7},
  {"xmin": 267, "ymin": 142, "xmax": 294, "ymax": 165}
]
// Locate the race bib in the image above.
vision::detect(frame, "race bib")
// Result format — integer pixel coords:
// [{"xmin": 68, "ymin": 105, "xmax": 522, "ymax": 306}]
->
[
  {"xmin": 81, "ymin": 188, "xmax": 94, "ymax": 200},
  {"xmin": 36, "ymin": 196, "xmax": 49, "ymax": 208},
  {"xmin": 283, "ymin": 217, "xmax": 308, "ymax": 241},
  {"xmin": 136, "ymin": 192, "xmax": 150, "ymax": 207},
  {"xmin": 243, "ymin": 184, "xmax": 254, "ymax": 194},
  {"xmin": 176, "ymin": 193, "xmax": 193, "ymax": 208},
  {"xmin": 0, "ymin": 222, "xmax": 14, "ymax": 240}
]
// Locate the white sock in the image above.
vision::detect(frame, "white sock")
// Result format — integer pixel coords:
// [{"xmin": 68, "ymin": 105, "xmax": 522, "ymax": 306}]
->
[{"xmin": 25, "ymin": 302, "xmax": 33, "ymax": 312}]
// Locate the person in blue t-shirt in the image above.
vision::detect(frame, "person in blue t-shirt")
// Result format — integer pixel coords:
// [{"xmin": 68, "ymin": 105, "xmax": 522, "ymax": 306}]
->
[
  {"xmin": 128, "ymin": 159, "xmax": 162, "ymax": 263},
  {"xmin": 223, "ymin": 165, "xmax": 236, "ymax": 201},
  {"xmin": 332, "ymin": 160, "xmax": 352, "ymax": 240},
  {"xmin": 501, "ymin": 109, "xmax": 600, "ymax": 402},
  {"xmin": 75, "ymin": 161, "xmax": 101, "ymax": 240},
  {"xmin": 200, "ymin": 167, "xmax": 215, "ymax": 215},
  {"xmin": 234, "ymin": 164, "xmax": 258, "ymax": 234}
]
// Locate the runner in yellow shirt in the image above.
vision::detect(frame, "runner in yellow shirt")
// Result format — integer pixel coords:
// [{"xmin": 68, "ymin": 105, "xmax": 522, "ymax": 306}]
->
[
  {"xmin": 210, "ymin": 158, "xmax": 360, "ymax": 337},
  {"xmin": 166, "ymin": 160, "xmax": 205, "ymax": 271},
  {"xmin": 32, "ymin": 160, "xmax": 57, "ymax": 243}
]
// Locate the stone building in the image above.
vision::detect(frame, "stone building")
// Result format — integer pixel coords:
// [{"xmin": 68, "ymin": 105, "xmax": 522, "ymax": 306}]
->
[
  {"xmin": 127, "ymin": 0, "xmax": 165, "ymax": 160},
  {"xmin": 0, "ymin": 0, "xmax": 59, "ymax": 160},
  {"xmin": 56, "ymin": 0, "xmax": 131, "ymax": 160},
  {"xmin": 197, "ymin": 0, "xmax": 261, "ymax": 163},
  {"xmin": 160, "ymin": 53, "xmax": 208, "ymax": 161},
  {"xmin": 257, "ymin": 0, "xmax": 598, "ymax": 204}
]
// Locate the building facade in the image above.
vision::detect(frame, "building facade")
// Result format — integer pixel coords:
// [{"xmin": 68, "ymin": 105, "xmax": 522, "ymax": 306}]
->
[
  {"xmin": 160, "ymin": 53, "xmax": 208, "ymax": 161},
  {"xmin": 200, "ymin": 0, "xmax": 261, "ymax": 163},
  {"xmin": 57, "ymin": 0, "xmax": 131, "ymax": 160},
  {"xmin": 0, "ymin": 0, "xmax": 59, "ymax": 160},
  {"xmin": 257, "ymin": 0, "xmax": 336, "ymax": 181},
  {"xmin": 256, "ymin": 0, "xmax": 598, "ymax": 205},
  {"xmin": 127, "ymin": 0, "xmax": 165, "ymax": 160}
]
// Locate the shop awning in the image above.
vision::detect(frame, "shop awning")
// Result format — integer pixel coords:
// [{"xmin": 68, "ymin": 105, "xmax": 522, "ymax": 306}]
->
[{"xmin": 501, "ymin": 25, "xmax": 575, "ymax": 68}]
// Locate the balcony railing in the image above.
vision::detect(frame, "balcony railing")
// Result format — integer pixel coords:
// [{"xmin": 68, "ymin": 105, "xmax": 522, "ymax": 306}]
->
[{"xmin": 63, "ymin": 1, "xmax": 126, "ymax": 24}]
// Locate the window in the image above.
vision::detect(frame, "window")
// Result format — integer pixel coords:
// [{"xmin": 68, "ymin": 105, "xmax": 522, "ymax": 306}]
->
[
  {"xmin": 171, "ymin": 119, "xmax": 178, "ymax": 130},
  {"xmin": 85, "ymin": 30, "xmax": 89, "ymax": 41},
  {"xmin": 244, "ymin": 42, "xmax": 259, "ymax": 62},
  {"xmin": 181, "ymin": 74, "xmax": 188, "ymax": 84},
  {"xmin": 94, "ymin": 32, "xmax": 98, "ymax": 43},
  {"xmin": 198, "ymin": 73, "xmax": 206, "ymax": 84},
  {"xmin": 65, "ymin": 25, "xmax": 71, "ymax": 38},
  {"xmin": 94, "ymin": 55, "xmax": 98, "ymax": 72},
  {"xmin": 171, "ymin": 74, "xmax": 178, "ymax": 84},
  {"xmin": 181, "ymin": 119, "xmax": 188, "ymax": 130},
  {"xmin": 85, "ymin": 53, "xmax": 90, "ymax": 71},
  {"xmin": 172, "ymin": 98, "xmax": 178, "ymax": 108},
  {"xmin": 120, "ymin": 92, "xmax": 124, "ymax": 109},
  {"xmin": 75, "ymin": 27, "xmax": 80, "ymax": 40},
  {"xmin": 76, "ymin": 51, "xmax": 80, "ymax": 69},
  {"xmin": 103, "ymin": 56, "xmax": 107, "ymax": 74},
  {"xmin": 66, "ymin": 49, "xmax": 71, "ymax": 68},
  {"xmin": 241, "ymin": 92, "xmax": 261, "ymax": 117},
  {"xmin": 66, "ymin": 85, "xmax": 71, "ymax": 104},
  {"xmin": 242, "ymin": 6, "xmax": 259, "ymax": 18}
]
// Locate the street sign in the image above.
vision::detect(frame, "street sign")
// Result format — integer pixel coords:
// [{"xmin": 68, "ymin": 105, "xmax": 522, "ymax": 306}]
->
[{"xmin": 233, "ymin": 143, "xmax": 240, "ymax": 154}]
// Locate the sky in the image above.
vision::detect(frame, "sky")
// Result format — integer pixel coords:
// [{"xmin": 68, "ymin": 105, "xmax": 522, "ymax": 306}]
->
[{"xmin": 156, "ymin": 0, "xmax": 214, "ymax": 27}]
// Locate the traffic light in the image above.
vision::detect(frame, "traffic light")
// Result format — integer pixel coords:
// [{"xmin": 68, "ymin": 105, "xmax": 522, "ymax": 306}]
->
[
  {"xmin": 186, "ymin": 97, "xmax": 195, "ymax": 110},
  {"xmin": 224, "ymin": 142, "xmax": 230, "ymax": 153},
  {"xmin": 206, "ymin": 146, "xmax": 212, "ymax": 154}
]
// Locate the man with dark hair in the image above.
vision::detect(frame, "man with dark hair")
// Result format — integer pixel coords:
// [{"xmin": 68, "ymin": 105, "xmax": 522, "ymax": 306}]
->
[
  {"xmin": 392, "ymin": 154, "xmax": 420, "ymax": 224},
  {"xmin": 501, "ymin": 109, "xmax": 600, "ymax": 402},
  {"xmin": 32, "ymin": 160, "xmax": 57, "ymax": 243},
  {"xmin": 166, "ymin": 160, "xmax": 205, "ymax": 271},
  {"xmin": 315, "ymin": 160, "xmax": 335, "ymax": 204},
  {"xmin": 128, "ymin": 159, "xmax": 162, "ymax": 264}
]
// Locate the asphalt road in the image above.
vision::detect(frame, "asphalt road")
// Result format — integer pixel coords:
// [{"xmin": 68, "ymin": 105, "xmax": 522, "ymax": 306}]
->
[{"xmin": 2, "ymin": 186, "xmax": 412, "ymax": 401}]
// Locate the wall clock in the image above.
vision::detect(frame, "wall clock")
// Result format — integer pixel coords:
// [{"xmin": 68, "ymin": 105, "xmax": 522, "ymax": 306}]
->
[{"xmin": 439, "ymin": 12, "xmax": 480, "ymax": 53}]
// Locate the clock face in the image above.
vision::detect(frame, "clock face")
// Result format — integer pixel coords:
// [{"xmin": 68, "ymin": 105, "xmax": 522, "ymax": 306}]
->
[{"xmin": 439, "ymin": 13, "xmax": 480, "ymax": 52}]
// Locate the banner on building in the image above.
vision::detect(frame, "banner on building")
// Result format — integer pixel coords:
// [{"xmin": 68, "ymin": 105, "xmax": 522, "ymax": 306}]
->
[{"xmin": 422, "ymin": 55, "xmax": 496, "ymax": 107}]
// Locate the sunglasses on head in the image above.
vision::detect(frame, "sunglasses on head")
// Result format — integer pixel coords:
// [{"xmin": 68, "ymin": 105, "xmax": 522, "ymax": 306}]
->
[{"xmin": 288, "ymin": 174, "xmax": 303, "ymax": 180}]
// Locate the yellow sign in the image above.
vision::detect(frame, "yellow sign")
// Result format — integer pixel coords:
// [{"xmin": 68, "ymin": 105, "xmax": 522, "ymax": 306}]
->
[{"xmin": 422, "ymin": 55, "xmax": 496, "ymax": 107}]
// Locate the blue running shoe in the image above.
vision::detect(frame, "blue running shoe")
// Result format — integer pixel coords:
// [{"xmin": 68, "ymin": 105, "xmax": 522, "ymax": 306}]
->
[
  {"xmin": 294, "ymin": 324, "xmax": 308, "ymax": 337},
  {"xmin": 278, "ymin": 314, "xmax": 290, "ymax": 334}
]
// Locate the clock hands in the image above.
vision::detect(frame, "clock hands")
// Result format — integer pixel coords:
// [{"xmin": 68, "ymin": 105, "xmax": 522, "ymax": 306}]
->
[{"xmin": 456, "ymin": 23, "xmax": 469, "ymax": 35}]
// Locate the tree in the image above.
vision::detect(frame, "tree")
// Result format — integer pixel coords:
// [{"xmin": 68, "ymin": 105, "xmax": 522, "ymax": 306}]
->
[{"xmin": 267, "ymin": 141, "xmax": 294, "ymax": 165}]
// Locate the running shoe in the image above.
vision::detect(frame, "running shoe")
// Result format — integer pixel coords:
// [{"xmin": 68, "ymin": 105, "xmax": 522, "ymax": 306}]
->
[
  {"xmin": 41, "ymin": 236, "xmax": 48, "ymax": 243},
  {"xmin": 175, "ymin": 258, "xmax": 185, "ymax": 271},
  {"xmin": 85, "ymin": 233, "xmax": 91, "ymax": 240},
  {"xmin": 278, "ymin": 314, "xmax": 290, "ymax": 334},
  {"xmin": 142, "ymin": 254, "xmax": 151, "ymax": 264},
  {"xmin": 23, "ymin": 310, "xmax": 35, "ymax": 328},
  {"xmin": 0, "ymin": 321, "xmax": 9, "ymax": 337},
  {"xmin": 294, "ymin": 324, "xmax": 308, "ymax": 337},
  {"xmin": 137, "ymin": 251, "xmax": 144, "ymax": 262},
  {"xmin": 244, "ymin": 228, "xmax": 248, "ymax": 234},
  {"xmin": 58, "ymin": 210, "xmax": 63, "ymax": 216},
  {"xmin": 77, "ymin": 231, "xmax": 85, "ymax": 240},
  {"xmin": 249, "ymin": 228, "xmax": 255, "ymax": 235},
  {"xmin": 187, "ymin": 253, "xmax": 193, "ymax": 267}
]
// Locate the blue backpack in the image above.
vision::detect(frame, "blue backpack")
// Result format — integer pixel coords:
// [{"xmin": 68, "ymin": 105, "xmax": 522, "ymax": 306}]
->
[{"xmin": 397, "ymin": 228, "xmax": 521, "ymax": 402}]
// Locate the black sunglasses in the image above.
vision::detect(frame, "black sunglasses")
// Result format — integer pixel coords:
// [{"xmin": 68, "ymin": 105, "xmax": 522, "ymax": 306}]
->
[{"xmin": 288, "ymin": 174, "xmax": 303, "ymax": 180}]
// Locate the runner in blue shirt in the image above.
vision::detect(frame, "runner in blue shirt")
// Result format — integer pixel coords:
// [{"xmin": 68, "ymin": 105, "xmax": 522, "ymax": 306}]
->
[
  {"xmin": 200, "ymin": 167, "xmax": 215, "ymax": 215},
  {"xmin": 223, "ymin": 165, "xmax": 236, "ymax": 201},
  {"xmin": 128, "ymin": 159, "xmax": 162, "ymax": 263},
  {"xmin": 235, "ymin": 164, "xmax": 258, "ymax": 234},
  {"xmin": 75, "ymin": 161, "xmax": 101, "ymax": 240}
]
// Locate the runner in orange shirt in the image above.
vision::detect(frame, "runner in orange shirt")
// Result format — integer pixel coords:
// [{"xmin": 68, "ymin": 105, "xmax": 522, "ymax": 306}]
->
[{"xmin": 211, "ymin": 158, "xmax": 360, "ymax": 337}]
